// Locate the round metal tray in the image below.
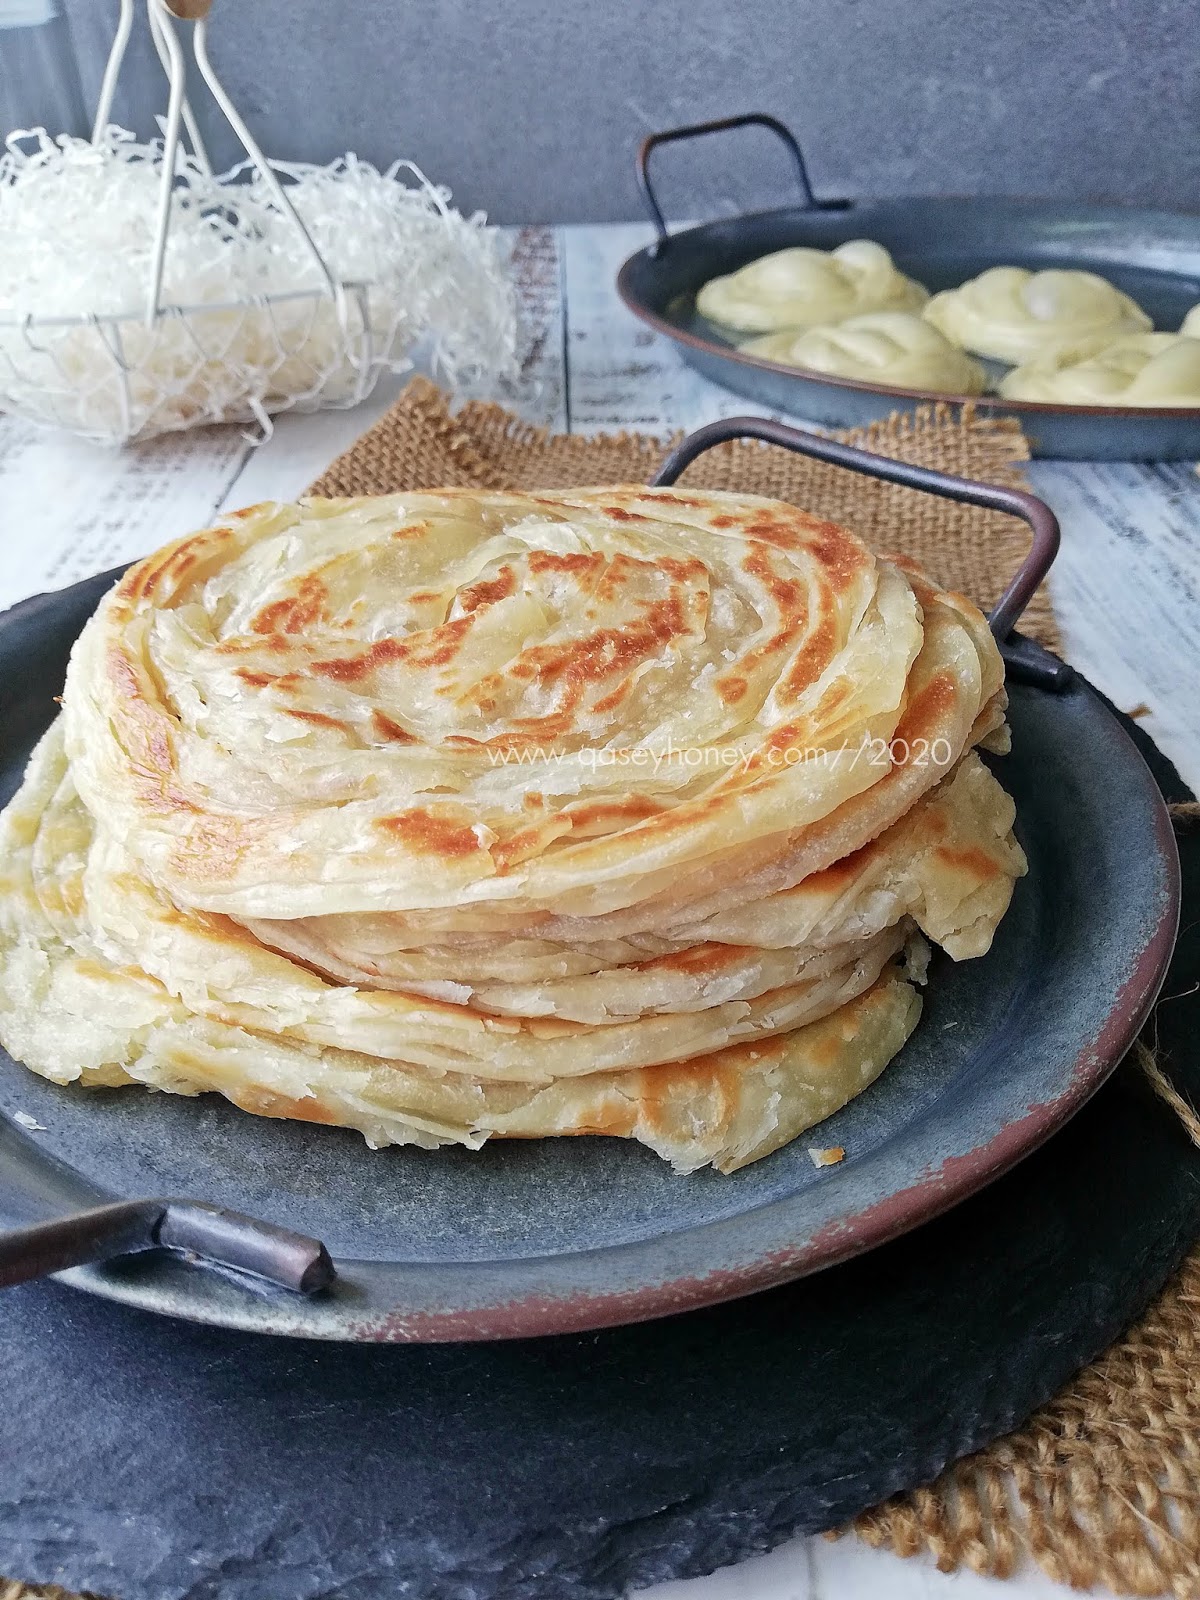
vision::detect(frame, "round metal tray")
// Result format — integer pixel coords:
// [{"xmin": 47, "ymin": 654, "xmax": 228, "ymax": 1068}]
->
[
  {"xmin": 0, "ymin": 593, "xmax": 1178, "ymax": 1341},
  {"xmin": 617, "ymin": 113, "xmax": 1200, "ymax": 459}
]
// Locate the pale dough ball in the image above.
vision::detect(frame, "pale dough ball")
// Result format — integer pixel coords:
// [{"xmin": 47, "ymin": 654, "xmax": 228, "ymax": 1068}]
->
[
  {"xmin": 999, "ymin": 332, "xmax": 1200, "ymax": 406},
  {"xmin": 923, "ymin": 266, "xmax": 1151, "ymax": 365},
  {"xmin": 696, "ymin": 240, "xmax": 928, "ymax": 334},
  {"xmin": 743, "ymin": 311, "xmax": 987, "ymax": 395},
  {"xmin": 1180, "ymin": 303, "xmax": 1200, "ymax": 338}
]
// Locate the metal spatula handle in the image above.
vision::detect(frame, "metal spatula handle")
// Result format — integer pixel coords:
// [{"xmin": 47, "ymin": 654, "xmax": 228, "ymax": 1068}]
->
[{"xmin": 0, "ymin": 1199, "xmax": 335, "ymax": 1295}]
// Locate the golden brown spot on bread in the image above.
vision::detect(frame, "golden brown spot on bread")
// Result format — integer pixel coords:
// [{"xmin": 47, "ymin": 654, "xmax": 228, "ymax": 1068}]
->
[
  {"xmin": 645, "ymin": 491, "xmax": 707, "ymax": 508},
  {"xmin": 228, "ymin": 1088, "xmax": 338, "ymax": 1125},
  {"xmin": 459, "ymin": 565, "xmax": 518, "ymax": 611},
  {"xmin": 164, "ymin": 806, "xmax": 286, "ymax": 884},
  {"xmin": 809, "ymin": 1030, "xmax": 849, "ymax": 1070},
  {"xmin": 659, "ymin": 555, "xmax": 707, "ymax": 581},
  {"xmin": 742, "ymin": 543, "xmax": 807, "ymax": 613},
  {"xmin": 561, "ymin": 794, "xmax": 664, "ymax": 829},
  {"xmin": 106, "ymin": 649, "xmax": 180, "ymax": 787},
  {"xmin": 527, "ymin": 550, "xmax": 605, "ymax": 578},
  {"xmin": 489, "ymin": 823, "xmax": 555, "ymax": 873},
  {"xmin": 638, "ymin": 943, "xmax": 749, "ymax": 975},
  {"xmin": 162, "ymin": 787, "xmax": 200, "ymax": 813},
  {"xmin": 313, "ymin": 615, "xmax": 476, "ymax": 681},
  {"xmin": 118, "ymin": 533, "xmax": 212, "ymax": 605},
  {"xmin": 511, "ymin": 590, "xmax": 690, "ymax": 694},
  {"xmin": 935, "ymin": 843, "xmax": 1001, "ymax": 879},
  {"xmin": 234, "ymin": 668, "xmax": 275, "ymax": 689},
  {"xmin": 895, "ymin": 671, "xmax": 957, "ymax": 745},
  {"xmin": 565, "ymin": 1093, "xmax": 639, "ymax": 1138},
  {"xmin": 782, "ymin": 611, "xmax": 838, "ymax": 698},
  {"xmin": 792, "ymin": 836, "xmax": 883, "ymax": 896},
  {"xmin": 147, "ymin": 728, "xmax": 173, "ymax": 774},
  {"xmin": 637, "ymin": 1055, "xmax": 738, "ymax": 1139},
  {"xmin": 370, "ymin": 710, "xmax": 418, "ymax": 744},
  {"xmin": 803, "ymin": 522, "xmax": 868, "ymax": 588},
  {"xmin": 391, "ymin": 519, "xmax": 431, "ymax": 540},
  {"xmin": 591, "ymin": 678, "xmax": 636, "ymax": 714},
  {"xmin": 284, "ymin": 708, "xmax": 347, "ymax": 731},
  {"xmin": 717, "ymin": 675, "xmax": 748, "ymax": 704},
  {"xmin": 250, "ymin": 573, "xmax": 328, "ymax": 636},
  {"xmin": 739, "ymin": 510, "xmax": 868, "ymax": 590},
  {"xmin": 377, "ymin": 808, "xmax": 485, "ymax": 858},
  {"xmin": 762, "ymin": 719, "xmax": 805, "ymax": 756},
  {"xmin": 738, "ymin": 518, "xmax": 804, "ymax": 553}
]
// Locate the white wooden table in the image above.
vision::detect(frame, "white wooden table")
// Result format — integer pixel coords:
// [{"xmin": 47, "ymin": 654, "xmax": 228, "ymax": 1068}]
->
[{"xmin": 1, "ymin": 222, "xmax": 1197, "ymax": 1600}]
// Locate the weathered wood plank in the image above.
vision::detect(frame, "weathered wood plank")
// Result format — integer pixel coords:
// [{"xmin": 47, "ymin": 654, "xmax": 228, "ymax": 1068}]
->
[
  {"xmin": 0, "ymin": 415, "xmax": 247, "ymax": 610},
  {"xmin": 561, "ymin": 222, "xmax": 786, "ymax": 436},
  {"xmin": 1030, "ymin": 458, "xmax": 1200, "ymax": 786}
]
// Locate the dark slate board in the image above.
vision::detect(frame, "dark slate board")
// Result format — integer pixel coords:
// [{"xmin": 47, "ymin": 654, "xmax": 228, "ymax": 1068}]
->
[{"xmin": 0, "ymin": 711, "xmax": 1198, "ymax": 1600}]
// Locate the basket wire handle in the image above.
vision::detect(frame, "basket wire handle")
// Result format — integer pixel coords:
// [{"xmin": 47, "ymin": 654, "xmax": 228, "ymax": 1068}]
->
[
  {"xmin": 148, "ymin": 1, "xmax": 211, "ymax": 172},
  {"xmin": 637, "ymin": 113, "xmax": 817, "ymax": 257},
  {"xmin": 90, "ymin": 0, "xmax": 133, "ymax": 139},
  {"xmin": 92, "ymin": 0, "xmax": 209, "ymax": 171},
  {"xmin": 651, "ymin": 416, "xmax": 1072, "ymax": 692},
  {"xmin": 136, "ymin": 0, "xmax": 342, "ymax": 324},
  {"xmin": 188, "ymin": 6, "xmax": 340, "ymax": 304},
  {"xmin": 145, "ymin": 0, "xmax": 189, "ymax": 323}
]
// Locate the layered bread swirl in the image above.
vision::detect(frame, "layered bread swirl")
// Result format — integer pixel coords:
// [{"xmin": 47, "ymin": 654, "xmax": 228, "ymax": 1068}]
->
[
  {"xmin": 743, "ymin": 312, "xmax": 987, "ymax": 395},
  {"xmin": 999, "ymin": 332, "xmax": 1200, "ymax": 406},
  {"xmin": 0, "ymin": 488, "xmax": 1026, "ymax": 1172},
  {"xmin": 923, "ymin": 267, "xmax": 1151, "ymax": 366},
  {"xmin": 696, "ymin": 241, "xmax": 928, "ymax": 335}
]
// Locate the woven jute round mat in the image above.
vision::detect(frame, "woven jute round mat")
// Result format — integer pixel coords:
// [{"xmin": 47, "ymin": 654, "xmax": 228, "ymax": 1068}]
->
[{"xmin": 9, "ymin": 380, "xmax": 1199, "ymax": 1600}]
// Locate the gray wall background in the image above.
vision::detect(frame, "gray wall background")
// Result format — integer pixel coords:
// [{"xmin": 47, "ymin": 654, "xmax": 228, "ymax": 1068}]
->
[{"xmin": 15, "ymin": 1, "xmax": 1200, "ymax": 224}]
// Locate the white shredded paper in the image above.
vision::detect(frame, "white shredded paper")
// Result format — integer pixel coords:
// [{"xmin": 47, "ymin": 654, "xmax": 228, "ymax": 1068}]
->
[{"xmin": 0, "ymin": 126, "xmax": 518, "ymax": 445}]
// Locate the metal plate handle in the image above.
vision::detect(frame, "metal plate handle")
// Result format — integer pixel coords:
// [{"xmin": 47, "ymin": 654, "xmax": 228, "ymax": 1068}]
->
[
  {"xmin": 637, "ymin": 112, "xmax": 817, "ymax": 256},
  {"xmin": 0, "ymin": 1198, "xmax": 335, "ymax": 1295},
  {"xmin": 651, "ymin": 416, "xmax": 1072, "ymax": 691}
]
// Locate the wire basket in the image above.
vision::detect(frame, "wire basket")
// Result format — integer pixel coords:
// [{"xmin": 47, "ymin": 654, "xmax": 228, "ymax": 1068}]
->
[{"xmin": 0, "ymin": 0, "xmax": 507, "ymax": 446}]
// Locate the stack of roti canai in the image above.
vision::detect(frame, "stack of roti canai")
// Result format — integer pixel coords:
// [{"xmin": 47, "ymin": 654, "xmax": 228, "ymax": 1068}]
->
[{"xmin": 0, "ymin": 487, "xmax": 1026, "ymax": 1173}]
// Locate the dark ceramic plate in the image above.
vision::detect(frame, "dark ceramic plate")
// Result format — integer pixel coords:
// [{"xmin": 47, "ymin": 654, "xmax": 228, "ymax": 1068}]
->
[
  {"xmin": 0, "ymin": 569, "xmax": 1180, "ymax": 1342},
  {"xmin": 618, "ymin": 114, "xmax": 1200, "ymax": 459}
]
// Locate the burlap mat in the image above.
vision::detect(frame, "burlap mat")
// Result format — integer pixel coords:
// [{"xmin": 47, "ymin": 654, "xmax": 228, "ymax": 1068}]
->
[{"xmin": 12, "ymin": 383, "xmax": 1200, "ymax": 1600}]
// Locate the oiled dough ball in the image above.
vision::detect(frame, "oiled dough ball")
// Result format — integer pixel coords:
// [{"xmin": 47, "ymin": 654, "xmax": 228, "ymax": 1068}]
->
[
  {"xmin": 744, "ymin": 311, "xmax": 987, "ymax": 395},
  {"xmin": 1179, "ymin": 304, "xmax": 1200, "ymax": 338},
  {"xmin": 696, "ymin": 240, "xmax": 928, "ymax": 334},
  {"xmin": 999, "ymin": 332, "xmax": 1200, "ymax": 406},
  {"xmin": 924, "ymin": 266, "xmax": 1151, "ymax": 365}
]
